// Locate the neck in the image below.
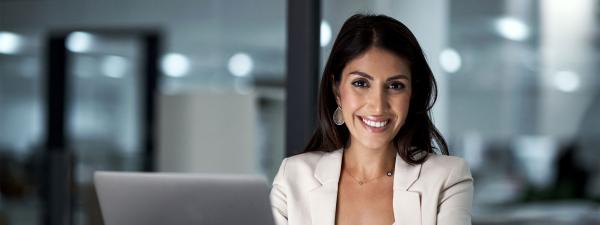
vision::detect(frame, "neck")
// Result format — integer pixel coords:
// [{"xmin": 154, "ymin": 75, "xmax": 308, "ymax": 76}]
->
[{"xmin": 342, "ymin": 141, "xmax": 396, "ymax": 179}]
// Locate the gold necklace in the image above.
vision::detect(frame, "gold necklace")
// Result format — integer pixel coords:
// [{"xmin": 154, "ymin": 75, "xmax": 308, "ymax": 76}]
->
[{"xmin": 343, "ymin": 170, "xmax": 393, "ymax": 185}]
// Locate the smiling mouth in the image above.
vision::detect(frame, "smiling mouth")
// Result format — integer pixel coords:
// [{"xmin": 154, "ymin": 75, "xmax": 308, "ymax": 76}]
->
[{"xmin": 360, "ymin": 117, "xmax": 389, "ymax": 128}]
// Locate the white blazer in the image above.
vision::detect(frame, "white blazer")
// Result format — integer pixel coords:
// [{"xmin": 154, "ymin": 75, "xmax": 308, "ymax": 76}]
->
[{"xmin": 270, "ymin": 148, "xmax": 473, "ymax": 225}]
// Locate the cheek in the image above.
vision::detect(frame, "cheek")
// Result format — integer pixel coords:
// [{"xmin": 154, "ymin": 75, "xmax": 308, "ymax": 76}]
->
[
  {"xmin": 392, "ymin": 95, "xmax": 411, "ymax": 116},
  {"xmin": 338, "ymin": 85, "xmax": 352, "ymax": 106},
  {"xmin": 339, "ymin": 89, "xmax": 363, "ymax": 113}
]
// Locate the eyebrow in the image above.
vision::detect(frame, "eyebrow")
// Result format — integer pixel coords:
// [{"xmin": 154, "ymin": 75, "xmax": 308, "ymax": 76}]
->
[{"xmin": 348, "ymin": 71, "xmax": 410, "ymax": 81}]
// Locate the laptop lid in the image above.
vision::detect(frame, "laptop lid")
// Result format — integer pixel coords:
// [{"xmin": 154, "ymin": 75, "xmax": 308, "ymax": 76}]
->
[{"xmin": 94, "ymin": 171, "xmax": 275, "ymax": 225}]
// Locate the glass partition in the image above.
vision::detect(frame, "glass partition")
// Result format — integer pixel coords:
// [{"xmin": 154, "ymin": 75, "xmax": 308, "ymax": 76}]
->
[
  {"xmin": 65, "ymin": 32, "xmax": 148, "ymax": 224},
  {"xmin": 0, "ymin": 31, "xmax": 44, "ymax": 225}
]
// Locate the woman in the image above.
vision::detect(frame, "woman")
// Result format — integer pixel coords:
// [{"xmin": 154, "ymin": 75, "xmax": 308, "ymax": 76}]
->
[{"xmin": 271, "ymin": 14, "xmax": 473, "ymax": 225}]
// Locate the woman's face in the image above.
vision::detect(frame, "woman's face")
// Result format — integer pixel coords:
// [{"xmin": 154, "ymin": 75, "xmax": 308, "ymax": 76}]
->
[{"xmin": 335, "ymin": 47, "xmax": 412, "ymax": 150}]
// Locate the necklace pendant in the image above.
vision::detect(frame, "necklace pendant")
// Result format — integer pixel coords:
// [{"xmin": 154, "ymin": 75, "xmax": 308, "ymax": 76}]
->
[
  {"xmin": 387, "ymin": 172, "xmax": 393, "ymax": 176},
  {"xmin": 358, "ymin": 181, "xmax": 364, "ymax": 185}
]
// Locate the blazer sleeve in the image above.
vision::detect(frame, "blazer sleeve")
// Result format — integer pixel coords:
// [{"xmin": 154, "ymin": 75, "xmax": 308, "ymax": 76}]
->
[
  {"xmin": 437, "ymin": 159, "xmax": 474, "ymax": 225},
  {"xmin": 270, "ymin": 158, "xmax": 289, "ymax": 225}
]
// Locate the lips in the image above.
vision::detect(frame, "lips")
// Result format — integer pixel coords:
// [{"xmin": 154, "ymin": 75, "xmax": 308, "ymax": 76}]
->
[{"xmin": 359, "ymin": 116, "xmax": 390, "ymax": 129}]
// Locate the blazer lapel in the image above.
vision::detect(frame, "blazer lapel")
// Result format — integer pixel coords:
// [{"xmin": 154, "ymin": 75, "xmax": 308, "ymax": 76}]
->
[
  {"xmin": 392, "ymin": 154, "xmax": 423, "ymax": 225},
  {"xmin": 309, "ymin": 149, "xmax": 343, "ymax": 225}
]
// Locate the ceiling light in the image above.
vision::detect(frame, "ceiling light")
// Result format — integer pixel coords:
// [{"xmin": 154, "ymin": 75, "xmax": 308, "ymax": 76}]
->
[
  {"xmin": 161, "ymin": 53, "xmax": 190, "ymax": 77},
  {"xmin": 0, "ymin": 31, "xmax": 22, "ymax": 54},
  {"xmin": 439, "ymin": 48, "xmax": 462, "ymax": 73},
  {"xmin": 320, "ymin": 21, "xmax": 332, "ymax": 47},
  {"xmin": 228, "ymin": 53, "xmax": 253, "ymax": 77},
  {"xmin": 495, "ymin": 17, "xmax": 530, "ymax": 41},
  {"xmin": 66, "ymin": 32, "xmax": 94, "ymax": 53},
  {"xmin": 553, "ymin": 70, "xmax": 580, "ymax": 93}
]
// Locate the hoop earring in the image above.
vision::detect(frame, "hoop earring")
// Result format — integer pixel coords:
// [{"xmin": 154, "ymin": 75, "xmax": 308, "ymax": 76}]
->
[{"xmin": 333, "ymin": 106, "xmax": 344, "ymax": 125}]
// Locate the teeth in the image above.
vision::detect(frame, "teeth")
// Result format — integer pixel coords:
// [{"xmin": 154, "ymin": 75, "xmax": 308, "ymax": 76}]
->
[{"xmin": 361, "ymin": 118, "xmax": 388, "ymax": 128}]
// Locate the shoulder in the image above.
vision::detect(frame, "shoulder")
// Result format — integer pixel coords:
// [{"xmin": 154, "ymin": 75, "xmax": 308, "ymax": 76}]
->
[
  {"xmin": 281, "ymin": 150, "xmax": 337, "ymax": 175},
  {"xmin": 286, "ymin": 150, "xmax": 328, "ymax": 165},
  {"xmin": 422, "ymin": 154, "xmax": 469, "ymax": 170},
  {"xmin": 420, "ymin": 154, "xmax": 472, "ymax": 186},
  {"xmin": 273, "ymin": 149, "xmax": 341, "ymax": 187}
]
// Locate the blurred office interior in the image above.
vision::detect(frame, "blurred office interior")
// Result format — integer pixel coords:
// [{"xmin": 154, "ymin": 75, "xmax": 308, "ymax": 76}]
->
[{"xmin": 1, "ymin": 0, "xmax": 599, "ymax": 224}]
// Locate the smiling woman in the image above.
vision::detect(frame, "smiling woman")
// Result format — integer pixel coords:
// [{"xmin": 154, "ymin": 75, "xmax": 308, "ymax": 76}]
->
[
  {"xmin": 270, "ymin": 14, "xmax": 473, "ymax": 225},
  {"xmin": 308, "ymin": 14, "xmax": 448, "ymax": 165},
  {"xmin": 334, "ymin": 48, "xmax": 412, "ymax": 154}
]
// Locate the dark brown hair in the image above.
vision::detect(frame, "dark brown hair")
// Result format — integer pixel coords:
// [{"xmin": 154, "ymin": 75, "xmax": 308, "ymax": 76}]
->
[{"xmin": 303, "ymin": 14, "xmax": 449, "ymax": 164}]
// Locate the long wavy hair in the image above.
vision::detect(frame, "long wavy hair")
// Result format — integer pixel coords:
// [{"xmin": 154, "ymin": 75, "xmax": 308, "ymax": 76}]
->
[{"xmin": 303, "ymin": 14, "xmax": 448, "ymax": 165}]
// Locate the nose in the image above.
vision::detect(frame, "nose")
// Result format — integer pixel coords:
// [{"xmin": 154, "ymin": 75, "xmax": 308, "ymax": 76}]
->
[{"xmin": 367, "ymin": 86, "xmax": 389, "ymax": 114}]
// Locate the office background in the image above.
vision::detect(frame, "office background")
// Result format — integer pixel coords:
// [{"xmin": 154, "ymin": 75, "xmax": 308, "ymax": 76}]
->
[{"xmin": 1, "ymin": 0, "xmax": 599, "ymax": 224}]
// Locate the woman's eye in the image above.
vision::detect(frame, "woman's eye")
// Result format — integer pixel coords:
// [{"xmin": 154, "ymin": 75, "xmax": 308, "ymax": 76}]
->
[
  {"xmin": 351, "ymin": 80, "xmax": 369, "ymax": 88},
  {"xmin": 388, "ymin": 82, "xmax": 406, "ymax": 90}
]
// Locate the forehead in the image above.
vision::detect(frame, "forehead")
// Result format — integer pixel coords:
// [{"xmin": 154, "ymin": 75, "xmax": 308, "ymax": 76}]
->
[{"xmin": 342, "ymin": 47, "xmax": 411, "ymax": 79}]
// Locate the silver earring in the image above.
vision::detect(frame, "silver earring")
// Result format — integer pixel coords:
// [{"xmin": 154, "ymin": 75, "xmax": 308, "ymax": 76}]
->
[{"xmin": 333, "ymin": 106, "xmax": 344, "ymax": 125}]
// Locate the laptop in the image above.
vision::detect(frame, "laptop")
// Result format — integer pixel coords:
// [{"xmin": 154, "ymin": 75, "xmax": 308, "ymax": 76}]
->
[{"xmin": 94, "ymin": 171, "xmax": 276, "ymax": 225}]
